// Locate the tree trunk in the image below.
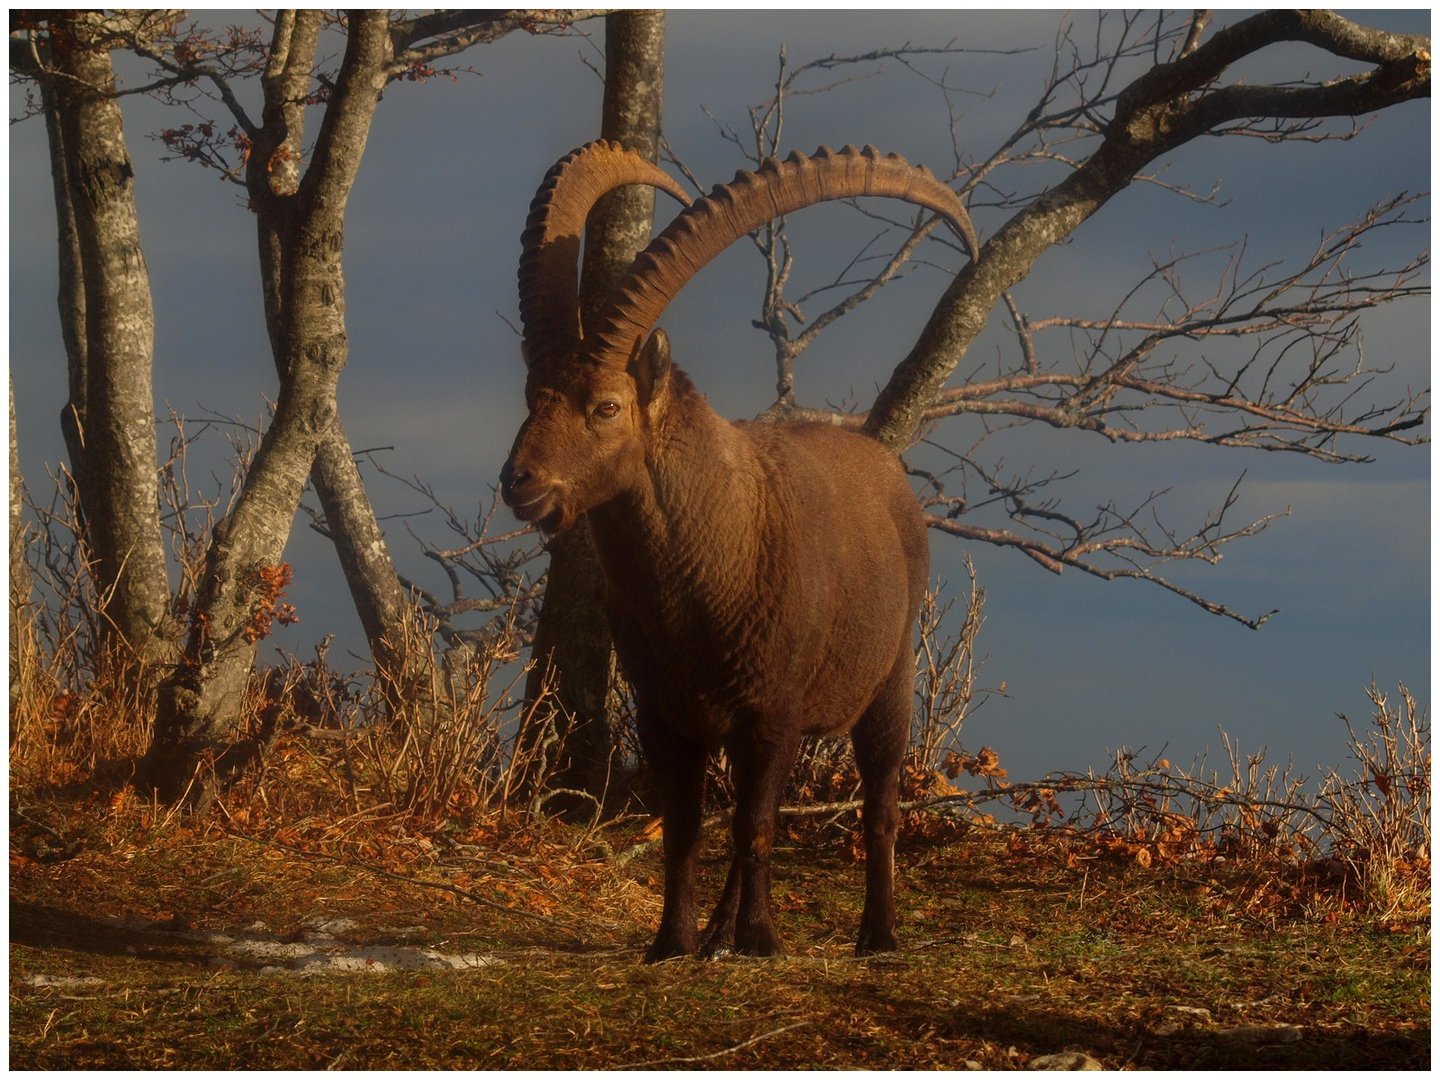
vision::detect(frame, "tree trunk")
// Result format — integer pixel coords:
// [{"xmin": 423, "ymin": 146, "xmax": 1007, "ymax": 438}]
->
[
  {"xmin": 10, "ymin": 375, "xmax": 34, "ymax": 727},
  {"xmin": 39, "ymin": 13, "xmax": 173, "ymax": 669},
  {"xmin": 251, "ymin": 11, "xmax": 433, "ymax": 722},
  {"xmin": 577, "ymin": 12, "xmax": 668, "ymax": 320},
  {"xmin": 142, "ymin": 11, "xmax": 394, "ymax": 806},
  {"xmin": 523, "ymin": 10, "xmax": 667, "ymax": 810}
]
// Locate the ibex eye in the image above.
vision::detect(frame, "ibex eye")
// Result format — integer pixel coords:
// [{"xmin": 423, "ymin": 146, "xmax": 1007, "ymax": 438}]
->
[{"xmin": 593, "ymin": 401, "xmax": 622, "ymax": 420}]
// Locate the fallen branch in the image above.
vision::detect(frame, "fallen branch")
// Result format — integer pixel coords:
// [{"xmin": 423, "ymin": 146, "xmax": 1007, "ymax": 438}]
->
[{"xmin": 626, "ymin": 1019, "xmax": 812, "ymax": 1068}]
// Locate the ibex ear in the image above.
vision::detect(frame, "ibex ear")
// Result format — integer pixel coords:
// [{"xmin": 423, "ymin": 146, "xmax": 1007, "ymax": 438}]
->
[{"xmin": 630, "ymin": 328, "xmax": 672, "ymax": 414}]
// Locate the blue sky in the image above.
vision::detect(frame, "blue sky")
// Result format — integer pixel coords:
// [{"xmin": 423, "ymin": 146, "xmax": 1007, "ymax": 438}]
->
[{"xmin": 8, "ymin": 10, "xmax": 1430, "ymax": 782}]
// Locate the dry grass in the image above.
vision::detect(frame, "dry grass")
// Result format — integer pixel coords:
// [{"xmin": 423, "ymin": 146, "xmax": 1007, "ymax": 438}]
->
[
  {"xmin": 912, "ymin": 555, "xmax": 989, "ymax": 768},
  {"xmin": 9, "ymin": 812, "xmax": 1429, "ymax": 1070},
  {"xmin": 9, "ymin": 569, "xmax": 157, "ymax": 800}
]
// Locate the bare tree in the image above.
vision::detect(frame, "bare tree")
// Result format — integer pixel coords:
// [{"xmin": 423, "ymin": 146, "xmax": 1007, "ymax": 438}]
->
[
  {"xmin": 869, "ymin": 12, "xmax": 1428, "ymax": 439},
  {"xmin": 141, "ymin": 10, "xmax": 459, "ymax": 722},
  {"xmin": 12, "ymin": 10, "xmax": 602, "ymax": 805},
  {"xmin": 132, "ymin": 10, "xmax": 400, "ymax": 802},
  {"xmin": 711, "ymin": 10, "xmax": 1428, "ymax": 626},
  {"xmin": 136, "ymin": 9, "xmax": 602, "ymax": 804}
]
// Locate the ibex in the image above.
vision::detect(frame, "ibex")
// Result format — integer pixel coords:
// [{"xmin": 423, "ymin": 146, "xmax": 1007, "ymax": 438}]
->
[{"xmin": 501, "ymin": 142, "xmax": 977, "ymax": 959}]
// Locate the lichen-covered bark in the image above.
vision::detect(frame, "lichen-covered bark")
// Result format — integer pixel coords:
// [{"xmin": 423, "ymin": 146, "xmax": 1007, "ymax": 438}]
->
[
  {"xmin": 524, "ymin": 10, "xmax": 667, "ymax": 807},
  {"xmin": 252, "ymin": 11, "xmax": 429, "ymax": 720},
  {"xmin": 39, "ymin": 14, "xmax": 172, "ymax": 667},
  {"xmin": 309, "ymin": 426, "xmax": 425, "ymax": 709}
]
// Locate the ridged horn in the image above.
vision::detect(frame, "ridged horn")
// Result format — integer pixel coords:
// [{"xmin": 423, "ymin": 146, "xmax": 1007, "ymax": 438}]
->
[
  {"xmin": 585, "ymin": 144, "xmax": 979, "ymax": 370},
  {"xmin": 518, "ymin": 140, "xmax": 692, "ymax": 369}
]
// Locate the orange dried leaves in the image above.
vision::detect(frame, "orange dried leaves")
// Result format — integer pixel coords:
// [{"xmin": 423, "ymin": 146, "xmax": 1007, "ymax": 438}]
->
[
  {"xmin": 944, "ymin": 746, "xmax": 1009, "ymax": 786},
  {"xmin": 242, "ymin": 562, "xmax": 299, "ymax": 644}
]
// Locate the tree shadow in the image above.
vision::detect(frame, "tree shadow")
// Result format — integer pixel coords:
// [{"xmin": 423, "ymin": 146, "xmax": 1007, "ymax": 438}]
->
[
  {"xmin": 10, "ymin": 900, "xmax": 212, "ymax": 967},
  {"xmin": 16, "ymin": 754, "xmax": 140, "ymax": 805},
  {"xmin": 823, "ymin": 972, "xmax": 1430, "ymax": 1070}
]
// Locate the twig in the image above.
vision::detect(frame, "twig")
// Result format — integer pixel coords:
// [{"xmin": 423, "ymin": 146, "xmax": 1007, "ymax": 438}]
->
[{"xmin": 626, "ymin": 1020, "xmax": 812, "ymax": 1068}]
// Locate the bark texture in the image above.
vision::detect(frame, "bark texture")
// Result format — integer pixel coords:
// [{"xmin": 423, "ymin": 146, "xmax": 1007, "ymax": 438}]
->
[
  {"xmin": 251, "ymin": 11, "xmax": 429, "ymax": 720},
  {"xmin": 35, "ymin": 13, "xmax": 172, "ymax": 667},
  {"xmin": 523, "ymin": 10, "xmax": 667, "ymax": 807}
]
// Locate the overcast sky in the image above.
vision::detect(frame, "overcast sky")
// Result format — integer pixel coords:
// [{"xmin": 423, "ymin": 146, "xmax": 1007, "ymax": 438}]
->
[{"xmin": 8, "ymin": 9, "xmax": 1431, "ymax": 783}]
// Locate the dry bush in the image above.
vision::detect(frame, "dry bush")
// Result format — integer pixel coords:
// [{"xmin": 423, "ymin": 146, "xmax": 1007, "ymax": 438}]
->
[
  {"xmin": 11, "ymin": 415, "xmax": 270, "ymax": 802},
  {"xmin": 9, "ymin": 632, "xmax": 158, "ymax": 796},
  {"xmin": 1318, "ymin": 681, "xmax": 1430, "ymax": 914},
  {"xmin": 209, "ymin": 597, "xmax": 568, "ymax": 836},
  {"xmin": 11, "ymin": 418, "xmax": 565, "ymax": 844},
  {"xmin": 912, "ymin": 556, "xmax": 989, "ymax": 770},
  {"xmin": 362, "ymin": 600, "xmax": 558, "ymax": 823},
  {"xmin": 10, "ymin": 473, "xmax": 159, "ymax": 794},
  {"xmin": 950, "ymin": 681, "xmax": 1430, "ymax": 918},
  {"xmin": 980, "ymin": 742, "xmax": 1314, "ymax": 878}
]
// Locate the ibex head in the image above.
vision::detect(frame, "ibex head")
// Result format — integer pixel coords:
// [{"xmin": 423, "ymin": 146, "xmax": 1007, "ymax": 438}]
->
[
  {"xmin": 500, "ymin": 325, "xmax": 679, "ymax": 536},
  {"xmin": 500, "ymin": 141, "xmax": 978, "ymax": 534}
]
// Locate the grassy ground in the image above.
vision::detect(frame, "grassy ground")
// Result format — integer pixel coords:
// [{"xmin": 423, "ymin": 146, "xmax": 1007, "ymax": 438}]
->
[{"xmin": 10, "ymin": 809, "xmax": 1429, "ymax": 1070}]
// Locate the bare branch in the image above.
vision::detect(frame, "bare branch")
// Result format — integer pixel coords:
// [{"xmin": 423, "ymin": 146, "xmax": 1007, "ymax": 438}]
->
[
  {"xmin": 385, "ymin": 9, "xmax": 603, "ymax": 80},
  {"xmin": 921, "ymin": 509, "xmax": 1284, "ymax": 630}
]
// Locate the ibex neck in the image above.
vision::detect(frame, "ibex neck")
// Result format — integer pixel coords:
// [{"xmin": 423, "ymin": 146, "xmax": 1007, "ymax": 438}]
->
[{"xmin": 588, "ymin": 389, "xmax": 770, "ymax": 605}]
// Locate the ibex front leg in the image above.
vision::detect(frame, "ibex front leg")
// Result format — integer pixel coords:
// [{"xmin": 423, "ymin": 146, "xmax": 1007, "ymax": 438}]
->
[{"xmin": 640, "ymin": 719, "xmax": 708, "ymax": 962}]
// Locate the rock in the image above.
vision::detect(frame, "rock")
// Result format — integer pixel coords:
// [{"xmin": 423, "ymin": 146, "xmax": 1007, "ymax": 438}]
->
[
  {"xmin": 1154, "ymin": 1004, "xmax": 1215, "ymax": 1036},
  {"xmin": 1030, "ymin": 1051, "xmax": 1103, "ymax": 1070}
]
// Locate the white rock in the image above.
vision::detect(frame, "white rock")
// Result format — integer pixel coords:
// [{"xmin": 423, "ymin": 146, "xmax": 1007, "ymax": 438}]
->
[{"xmin": 1030, "ymin": 1051, "xmax": 1103, "ymax": 1070}]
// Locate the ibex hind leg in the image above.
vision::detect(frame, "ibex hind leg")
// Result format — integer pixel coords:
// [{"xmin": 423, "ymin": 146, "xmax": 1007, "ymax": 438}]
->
[
  {"xmin": 699, "ymin": 857, "xmax": 741, "ymax": 958},
  {"xmin": 724, "ymin": 727, "xmax": 802, "ymax": 957},
  {"xmin": 850, "ymin": 658, "xmax": 910, "ymax": 956}
]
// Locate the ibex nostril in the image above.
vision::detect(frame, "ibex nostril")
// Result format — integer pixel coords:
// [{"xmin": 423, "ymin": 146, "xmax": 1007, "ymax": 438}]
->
[{"xmin": 499, "ymin": 460, "xmax": 526, "ymax": 500}]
